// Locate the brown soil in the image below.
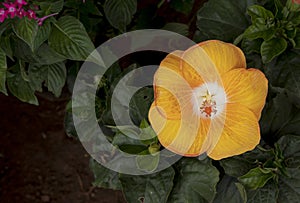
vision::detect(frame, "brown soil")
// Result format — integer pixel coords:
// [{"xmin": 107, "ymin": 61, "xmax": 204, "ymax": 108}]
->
[{"xmin": 0, "ymin": 93, "xmax": 126, "ymax": 203}]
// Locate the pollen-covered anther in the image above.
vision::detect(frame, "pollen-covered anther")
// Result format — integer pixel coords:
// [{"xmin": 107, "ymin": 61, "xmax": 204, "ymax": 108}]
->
[{"xmin": 199, "ymin": 95, "xmax": 217, "ymax": 117}]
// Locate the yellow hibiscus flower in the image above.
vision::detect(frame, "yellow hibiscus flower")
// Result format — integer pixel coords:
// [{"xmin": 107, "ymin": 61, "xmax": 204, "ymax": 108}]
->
[{"xmin": 148, "ymin": 40, "xmax": 268, "ymax": 160}]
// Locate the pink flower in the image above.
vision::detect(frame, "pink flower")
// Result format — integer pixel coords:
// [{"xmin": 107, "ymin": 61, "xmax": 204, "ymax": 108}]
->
[
  {"xmin": 3, "ymin": 3, "xmax": 17, "ymax": 18},
  {"xmin": 16, "ymin": 8, "xmax": 26, "ymax": 18},
  {"xmin": 15, "ymin": 0, "xmax": 27, "ymax": 8},
  {"xmin": 27, "ymin": 10, "xmax": 36, "ymax": 19},
  {"xmin": 0, "ymin": 9, "xmax": 7, "ymax": 23},
  {"xmin": 0, "ymin": 0, "xmax": 59, "ymax": 25},
  {"xmin": 37, "ymin": 12, "xmax": 58, "ymax": 26}
]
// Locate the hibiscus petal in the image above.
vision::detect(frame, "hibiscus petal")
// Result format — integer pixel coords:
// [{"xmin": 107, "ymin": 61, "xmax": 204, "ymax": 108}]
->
[
  {"xmin": 180, "ymin": 40, "xmax": 246, "ymax": 88},
  {"xmin": 181, "ymin": 43, "xmax": 218, "ymax": 87},
  {"xmin": 198, "ymin": 40, "xmax": 247, "ymax": 75},
  {"xmin": 207, "ymin": 103, "xmax": 260, "ymax": 160},
  {"xmin": 158, "ymin": 50, "xmax": 184, "ymax": 74},
  {"xmin": 154, "ymin": 51, "xmax": 194, "ymax": 120},
  {"xmin": 148, "ymin": 104, "xmax": 210, "ymax": 156},
  {"xmin": 222, "ymin": 68, "xmax": 268, "ymax": 119}
]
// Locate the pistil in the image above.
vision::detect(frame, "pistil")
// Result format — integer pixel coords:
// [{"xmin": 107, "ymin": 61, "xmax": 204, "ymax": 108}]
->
[{"xmin": 200, "ymin": 91, "xmax": 217, "ymax": 117}]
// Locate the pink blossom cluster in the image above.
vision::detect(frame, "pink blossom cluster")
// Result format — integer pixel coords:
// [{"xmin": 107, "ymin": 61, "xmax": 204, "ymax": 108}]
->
[
  {"xmin": 0, "ymin": 0, "xmax": 57, "ymax": 26},
  {"xmin": 0, "ymin": 0, "xmax": 36, "ymax": 23}
]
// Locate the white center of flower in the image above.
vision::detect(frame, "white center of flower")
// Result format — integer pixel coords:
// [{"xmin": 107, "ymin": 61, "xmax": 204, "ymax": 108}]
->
[
  {"xmin": 9, "ymin": 7, "xmax": 16, "ymax": 12},
  {"xmin": 192, "ymin": 82, "xmax": 227, "ymax": 119}
]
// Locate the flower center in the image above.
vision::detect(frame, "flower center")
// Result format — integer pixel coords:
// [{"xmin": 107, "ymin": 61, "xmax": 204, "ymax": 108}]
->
[
  {"xmin": 199, "ymin": 91, "xmax": 217, "ymax": 117},
  {"xmin": 9, "ymin": 7, "xmax": 16, "ymax": 12},
  {"xmin": 192, "ymin": 82, "xmax": 227, "ymax": 119}
]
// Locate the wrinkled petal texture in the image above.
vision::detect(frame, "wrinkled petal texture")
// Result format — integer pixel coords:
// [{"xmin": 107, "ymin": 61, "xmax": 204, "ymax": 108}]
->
[
  {"xmin": 154, "ymin": 51, "xmax": 183, "ymax": 120},
  {"xmin": 149, "ymin": 40, "xmax": 267, "ymax": 160},
  {"xmin": 181, "ymin": 40, "xmax": 247, "ymax": 87},
  {"xmin": 198, "ymin": 40, "xmax": 247, "ymax": 75},
  {"xmin": 208, "ymin": 104, "xmax": 260, "ymax": 160},
  {"xmin": 222, "ymin": 68, "xmax": 268, "ymax": 119},
  {"xmin": 148, "ymin": 104, "xmax": 210, "ymax": 156},
  {"xmin": 154, "ymin": 51, "xmax": 196, "ymax": 120}
]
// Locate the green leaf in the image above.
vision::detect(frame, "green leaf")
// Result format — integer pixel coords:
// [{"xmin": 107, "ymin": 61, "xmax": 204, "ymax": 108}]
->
[
  {"xmin": 0, "ymin": 20, "xmax": 10, "ymax": 37},
  {"xmin": 278, "ymin": 168, "xmax": 300, "ymax": 202},
  {"xmin": 139, "ymin": 119, "xmax": 158, "ymax": 145},
  {"xmin": 34, "ymin": 44, "xmax": 66, "ymax": 65},
  {"xmin": 110, "ymin": 125, "xmax": 149, "ymax": 155},
  {"xmin": 243, "ymin": 20, "xmax": 276, "ymax": 41},
  {"xmin": 104, "ymin": 0, "xmax": 137, "ymax": 32},
  {"xmin": 244, "ymin": 53, "xmax": 263, "ymax": 69},
  {"xmin": 238, "ymin": 167, "xmax": 275, "ymax": 190},
  {"xmin": 43, "ymin": 63, "xmax": 66, "ymax": 97},
  {"xmin": 39, "ymin": 0, "xmax": 64, "ymax": 15},
  {"xmin": 264, "ymin": 50, "xmax": 298, "ymax": 84},
  {"xmin": 168, "ymin": 158, "xmax": 219, "ymax": 203},
  {"xmin": 136, "ymin": 153, "xmax": 160, "ymax": 173},
  {"xmin": 120, "ymin": 167, "xmax": 175, "ymax": 203},
  {"xmin": 287, "ymin": 0, "xmax": 300, "ymax": 12},
  {"xmin": 79, "ymin": 0, "xmax": 102, "ymax": 16},
  {"xmin": 162, "ymin": 23, "xmax": 189, "ymax": 36},
  {"xmin": 129, "ymin": 87, "xmax": 154, "ymax": 125},
  {"xmin": 220, "ymin": 156, "xmax": 255, "ymax": 178},
  {"xmin": 236, "ymin": 183, "xmax": 248, "ymax": 203},
  {"xmin": 0, "ymin": 48, "xmax": 7, "ymax": 95},
  {"xmin": 220, "ymin": 147, "xmax": 273, "ymax": 178},
  {"xmin": 7, "ymin": 65, "xmax": 38, "ymax": 105},
  {"xmin": 241, "ymin": 38, "xmax": 263, "ymax": 54},
  {"xmin": 13, "ymin": 17, "xmax": 38, "ymax": 52},
  {"xmin": 197, "ymin": 0, "xmax": 256, "ymax": 42},
  {"xmin": 28, "ymin": 62, "xmax": 66, "ymax": 97},
  {"xmin": 20, "ymin": 61, "xmax": 30, "ymax": 82},
  {"xmin": 247, "ymin": 5, "xmax": 274, "ymax": 21},
  {"xmin": 0, "ymin": 35, "xmax": 13, "ymax": 60},
  {"xmin": 111, "ymin": 127, "xmax": 144, "ymax": 146},
  {"xmin": 260, "ymin": 94, "xmax": 290, "ymax": 137},
  {"xmin": 64, "ymin": 0, "xmax": 102, "ymax": 16},
  {"xmin": 261, "ymin": 38, "xmax": 287, "ymax": 63},
  {"xmin": 274, "ymin": 0, "xmax": 284, "ymax": 17},
  {"xmin": 284, "ymin": 63, "xmax": 300, "ymax": 98},
  {"xmin": 213, "ymin": 176, "xmax": 247, "ymax": 203},
  {"xmin": 277, "ymin": 135, "xmax": 300, "ymax": 168},
  {"xmin": 292, "ymin": 14, "xmax": 300, "ymax": 26},
  {"xmin": 259, "ymin": 93, "xmax": 300, "ymax": 139},
  {"xmin": 264, "ymin": 51, "xmax": 300, "ymax": 105},
  {"xmin": 90, "ymin": 158, "xmax": 122, "ymax": 190},
  {"xmin": 13, "ymin": 37, "xmax": 66, "ymax": 65},
  {"xmin": 247, "ymin": 181, "xmax": 278, "ymax": 203},
  {"xmin": 49, "ymin": 16, "xmax": 95, "ymax": 61},
  {"xmin": 169, "ymin": 0, "xmax": 194, "ymax": 15},
  {"xmin": 280, "ymin": 110, "xmax": 300, "ymax": 136},
  {"xmin": 119, "ymin": 145, "xmax": 148, "ymax": 154},
  {"xmin": 34, "ymin": 21, "xmax": 51, "ymax": 50}
]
